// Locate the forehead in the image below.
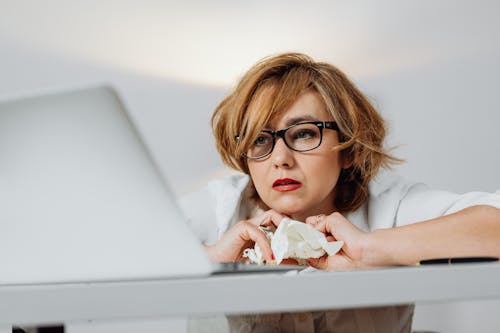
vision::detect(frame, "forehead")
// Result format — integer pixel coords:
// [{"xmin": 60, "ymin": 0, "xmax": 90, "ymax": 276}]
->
[{"xmin": 269, "ymin": 90, "xmax": 330, "ymax": 128}]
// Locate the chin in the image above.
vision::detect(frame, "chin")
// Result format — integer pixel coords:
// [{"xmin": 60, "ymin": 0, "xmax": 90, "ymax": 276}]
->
[{"xmin": 270, "ymin": 201, "xmax": 309, "ymax": 218}]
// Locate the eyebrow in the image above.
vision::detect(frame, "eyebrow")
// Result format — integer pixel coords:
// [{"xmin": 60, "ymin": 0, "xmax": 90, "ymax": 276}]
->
[{"xmin": 284, "ymin": 115, "xmax": 319, "ymax": 127}]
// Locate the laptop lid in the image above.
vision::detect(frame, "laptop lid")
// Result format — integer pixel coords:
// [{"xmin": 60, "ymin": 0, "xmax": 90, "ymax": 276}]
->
[{"xmin": 0, "ymin": 86, "xmax": 212, "ymax": 284}]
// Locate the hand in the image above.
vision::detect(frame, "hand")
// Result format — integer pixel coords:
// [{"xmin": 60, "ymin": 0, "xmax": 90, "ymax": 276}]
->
[
  {"xmin": 305, "ymin": 212, "xmax": 370, "ymax": 270},
  {"xmin": 205, "ymin": 210, "xmax": 286, "ymax": 262}
]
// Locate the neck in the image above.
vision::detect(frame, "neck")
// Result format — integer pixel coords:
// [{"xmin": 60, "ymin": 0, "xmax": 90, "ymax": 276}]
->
[{"xmin": 290, "ymin": 206, "xmax": 337, "ymax": 222}]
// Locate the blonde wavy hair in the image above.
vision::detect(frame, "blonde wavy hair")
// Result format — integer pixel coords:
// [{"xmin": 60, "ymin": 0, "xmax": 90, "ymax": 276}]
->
[{"xmin": 211, "ymin": 53, "xmax": 401, "ymax": 213}]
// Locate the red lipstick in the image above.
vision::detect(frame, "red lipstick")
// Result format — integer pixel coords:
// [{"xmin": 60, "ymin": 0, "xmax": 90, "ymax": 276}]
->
[{"xmin": 272, "ymin": 178, "xmax": 302, "ymax": 192}]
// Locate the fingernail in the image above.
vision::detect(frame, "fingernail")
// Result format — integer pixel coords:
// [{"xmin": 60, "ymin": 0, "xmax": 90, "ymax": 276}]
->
[{"xmin": 271, "ymin": 254, "xmax": 275, "ymax": 260}]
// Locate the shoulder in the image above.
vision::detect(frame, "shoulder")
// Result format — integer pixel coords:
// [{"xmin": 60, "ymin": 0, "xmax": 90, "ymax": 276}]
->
[
  {"xmin": 206, "ymin": 173, "xmax": 251, "ymax": 198},
  {"xmin": 354, "ymin": 170, "xmax": 420, "ymax": 230},
  {"xmin": 178, "ymin": 173, "xmax": 251, "ymax": 243},
  {"xmin": 365, "ymin": 170, "xmax": 500, "ymax": 228},
  {"xmin": 179, "ymin": 173, "xmax": 250, "ymax": 209},
  {"xmin": 368, "ymin": 169, "xmax": 418, "ymax": 200}
]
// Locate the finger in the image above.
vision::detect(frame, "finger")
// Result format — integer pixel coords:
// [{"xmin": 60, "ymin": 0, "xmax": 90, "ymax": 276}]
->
[
  {"xmin": 250, "ymin": 210, "xmax": 286, "ymax": 228},
  {"xmin": 325, "ymin": 235, "xmax": 336, "ymax": 242},
  {"xmin": 307, "ymin": 256, "xmax": 329, "ymax": 270},
  {"xmin": 311, "ymin": 217, "xmax": 329, "ymax": 234},
  {"xmin": 305, "ymin": 214, "xmax": 326, "ymax": 227},
  {"xmin": 267, "ymin": 210, "xmax": 288, "ymax": 227},
  {"xmin": 280, "ymin": 258, "xmax": 299, "ymax": 266},
  {"xmin": 239, "ymin": 223, "xmax": 274, "ymax": 262},
  {"xmin": 311, "ymin": 212, "xmax": 346, "ymax": 235}
]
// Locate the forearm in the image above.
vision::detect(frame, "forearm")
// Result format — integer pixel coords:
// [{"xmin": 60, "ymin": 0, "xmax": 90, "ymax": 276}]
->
[{"xmin": 363, "ymin": 205, "xmax": 500, "ymax": 266}]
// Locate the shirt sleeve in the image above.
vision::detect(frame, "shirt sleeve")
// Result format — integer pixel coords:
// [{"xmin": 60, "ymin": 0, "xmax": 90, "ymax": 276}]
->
[
  {"xmin": 395, "ymin": 183, "xmax": 500, "ymax": 227},
  {"xmin": 177, "ymin": 174, "xmax": 251, "ymax": 245}
]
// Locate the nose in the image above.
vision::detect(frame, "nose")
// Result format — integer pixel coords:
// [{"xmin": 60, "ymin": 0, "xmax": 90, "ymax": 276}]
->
[{"xmin": 271, "ymin": 137, "xmax": 294, "ymax": 169}]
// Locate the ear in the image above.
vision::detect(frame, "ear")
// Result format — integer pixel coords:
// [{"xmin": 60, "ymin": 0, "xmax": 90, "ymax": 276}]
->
[
  {"xmin": 342, "ymin": 161, "xmax": 353, "ymax": 170},
  {"xmin": 340, "ymin": 151, "xmax": 354, "ymax": 169}
]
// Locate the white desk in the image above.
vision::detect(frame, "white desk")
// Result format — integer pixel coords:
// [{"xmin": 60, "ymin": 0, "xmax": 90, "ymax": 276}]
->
[{"xmin": 1, "ymin": 262, "xmax": 499, "ymax": 330}]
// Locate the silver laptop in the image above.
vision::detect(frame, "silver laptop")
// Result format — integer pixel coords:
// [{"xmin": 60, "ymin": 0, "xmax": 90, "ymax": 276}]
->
[
  {"xmin": 0, "ymin": 86, "xmax": 215, "ymax": 284},
  {"xmin": 0, "ymin": 86, "xmax": 298, "ymax": 285}
]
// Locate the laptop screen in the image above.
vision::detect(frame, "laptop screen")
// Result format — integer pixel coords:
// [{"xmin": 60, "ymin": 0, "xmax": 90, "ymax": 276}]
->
[{"xmin": 0, "ymin": 86, "xmax": 211, "ymax": 284}]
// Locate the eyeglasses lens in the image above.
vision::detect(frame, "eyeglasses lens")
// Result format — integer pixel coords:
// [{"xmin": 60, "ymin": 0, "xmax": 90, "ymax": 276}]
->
[{"xmin": 246, "ymin": 123, "xmax": 321, "ymax": 159}]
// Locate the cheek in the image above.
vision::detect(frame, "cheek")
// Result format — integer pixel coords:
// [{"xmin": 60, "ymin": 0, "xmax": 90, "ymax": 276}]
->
[
  {"xmin": 306, "ymin": 154, "xmax": 342, "ymax": 187},
  {"xmin": 248, "ymin": 162, "xmax": 267, "ymax": 190}
]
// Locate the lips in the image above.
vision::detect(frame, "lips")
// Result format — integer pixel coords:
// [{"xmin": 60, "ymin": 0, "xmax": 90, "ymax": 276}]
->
[{"xmin": 272, "ymin": 178, "xmax": 302, "ymax": 192}]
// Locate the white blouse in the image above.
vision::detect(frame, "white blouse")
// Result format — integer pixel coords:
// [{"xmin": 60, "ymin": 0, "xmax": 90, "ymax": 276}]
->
[{"xmin": 179, "ymin": 171, "xmax": 500, "ymax": 333}]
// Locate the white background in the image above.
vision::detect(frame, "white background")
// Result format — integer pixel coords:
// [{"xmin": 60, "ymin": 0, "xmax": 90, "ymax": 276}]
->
[{"xmin": 1, "ymin": 1, "xmax": 499, "ymax": 332}]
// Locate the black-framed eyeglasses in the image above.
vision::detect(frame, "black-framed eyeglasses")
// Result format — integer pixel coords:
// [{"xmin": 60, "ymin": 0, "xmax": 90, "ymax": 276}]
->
[{"xmin": 238, "ymin": 121, "xmax": 339, "ymax": 160}]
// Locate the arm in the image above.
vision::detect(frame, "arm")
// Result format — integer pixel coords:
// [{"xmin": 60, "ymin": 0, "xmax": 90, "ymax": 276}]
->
[
  {"xmin": 365, "ymin": 205, "xmax": 500, "ymax": 266},
  {"xmin": 205, "ymin": 209, "xmax": 286, "ymax": 263},
  {"xmin": 307, "ymin": 205, "xmax": 500, "ymax": 270}
]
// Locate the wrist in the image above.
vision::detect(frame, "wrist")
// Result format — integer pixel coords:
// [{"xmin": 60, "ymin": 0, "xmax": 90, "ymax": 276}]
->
[{"xmin": 362, "ymin": 229, "xmax": 401, "ymax": 267}]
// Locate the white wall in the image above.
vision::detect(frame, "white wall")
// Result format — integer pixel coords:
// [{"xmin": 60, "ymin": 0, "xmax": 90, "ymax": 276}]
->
[
  {"xmin": 0, "ymin": 40, "xmax": 228, "ymax": 197},
  {"xmin": 362, "ymin": 53, "xmax": 500, "ymax": 193},
  {"xmin": 1, "ymin": 1, "xmax": 499, "ymax": 332},
  {"xmin": 2, "ymin": 1, "xmax": 498, "ymax": 196}
]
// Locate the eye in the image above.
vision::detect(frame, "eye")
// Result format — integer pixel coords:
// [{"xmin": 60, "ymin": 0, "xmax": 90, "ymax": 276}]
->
[
  {"xmin": 292, "ymin": 129, "xmax": 317, "ymax": 140},
  {"xmin": 253, "ymin": 134, "xmax": 271, "ymax": 146}
]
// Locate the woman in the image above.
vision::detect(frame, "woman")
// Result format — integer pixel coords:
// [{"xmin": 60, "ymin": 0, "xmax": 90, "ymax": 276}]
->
[{"xmin": 180, "ymin": 53, "xmax": 500, "ymax": 333}]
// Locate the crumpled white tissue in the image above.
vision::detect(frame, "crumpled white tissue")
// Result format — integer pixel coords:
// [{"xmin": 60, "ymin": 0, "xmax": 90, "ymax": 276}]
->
[{"xmin": 243, "ymin": 217, "xmax": 343, "ymax": 265}]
